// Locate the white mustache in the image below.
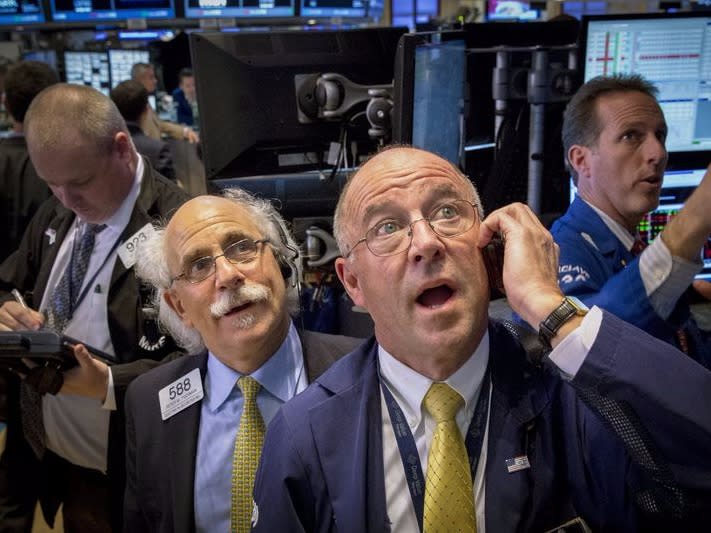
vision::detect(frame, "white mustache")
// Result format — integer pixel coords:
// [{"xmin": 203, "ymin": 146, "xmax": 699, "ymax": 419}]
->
[{"xmin": 210, "ymin": 284, "xmax": 271, "ymax": 318}]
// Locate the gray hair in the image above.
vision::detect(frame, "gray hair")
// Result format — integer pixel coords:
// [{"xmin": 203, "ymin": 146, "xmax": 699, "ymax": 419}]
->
[
  {"xmin": 562, "ymin": 74, "xmax": 660, "ymax": 184},
  {"xmin": 24, "ymin": 83, "xmax": 128, "ymax": 156},
  {"xmin": 134, "ymin": 188, "xmax": 302, "ymax": 354},
  {"xmin": 333, "ymin": 144, "xmax": 483, "ymax": 257}
]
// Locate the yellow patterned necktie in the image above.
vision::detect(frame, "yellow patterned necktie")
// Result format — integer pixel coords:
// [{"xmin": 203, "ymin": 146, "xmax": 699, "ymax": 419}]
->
[
  {"xmin": 230, "ymin": 376, "xmax": 265, "ymax": 533},
  {"xmin": 423, "ymin": 382, "xmax": 477, "ymax": 533}
]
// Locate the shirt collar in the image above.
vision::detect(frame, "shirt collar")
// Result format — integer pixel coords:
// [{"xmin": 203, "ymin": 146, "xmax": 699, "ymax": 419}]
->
[
  {"xmin": 582, "ymin": 198, "xmax": 635, "ymax": 251},
  {"xmin": 204, "ymin": 321, "xmax": 304, "ymax": 412},
  {"xmin": 377, "ymin": 331, "xmax": 490, "ymax": 430}
]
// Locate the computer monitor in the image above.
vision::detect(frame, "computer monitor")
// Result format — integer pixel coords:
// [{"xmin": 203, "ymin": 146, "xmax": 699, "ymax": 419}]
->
[
  {"xmin": 569, "ymin": 167, "xmax": 711, "ymax": 280},
  {"xmin": 392, "ymin": 31, "xmax": 467, "ymax": 167},
  {"xmin": 300, "ymin": 0, "xmax": 380, "ymax": 19},
  {"xmin": 64, "ymin": 51, "xmax": 111, "ymax": 96},
  {"xmin": 486, "ymin": 1, "xmax": 541, "ymax": 21},
  {"xmin": 50, "ymin": 0, "xmax": 174, "ymax": 22},
  {"xmin": 580, "ymin": 12, "xmax": 711, "ymax": 153},
  {"xmin": 183, "ymin": 0, "xmax": 293, "ymax": 19},
  {"xmin": 108, "ymin": 49, "xmax": 150, "ymax": 88},
  {"xmin": 0, "ymin": 0, "xmax": 45, "ymax": 25},
  {"xmin": 22, "ymin": 50, "xmax": 58, "ymax": 71},
  {"xmin": 561, "ymin": 1, "xmax": 606, "ymax": 18},
  {"xmin": 191, "ymin": 27, "xmax": 406, "ymax": 180}
]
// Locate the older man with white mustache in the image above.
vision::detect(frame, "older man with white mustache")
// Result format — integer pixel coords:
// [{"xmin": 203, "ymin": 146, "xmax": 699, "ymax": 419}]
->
[{"xmin": 122, "ymin": 189, "xmax": 361, "ymax": 533}]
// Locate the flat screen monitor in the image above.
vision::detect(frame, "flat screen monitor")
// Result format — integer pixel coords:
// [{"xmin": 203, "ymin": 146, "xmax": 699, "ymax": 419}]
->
[
  {"xmin": 191, "ymin": 27, "xmax": 406, "ymax": 180},
  {"xmin": 392, "ymin": 31, "xmax": 467, "ymax": 167},
  {"xmin": 108, "ymin": 48, "xmax": 150, "ymax": 88},
  {"xmin": 561, "ymin": 1, "xmax": 606, "ymax": 18},
  {"xmin": 580, "ymin": 12, "xmax": 711, "ymax": 153},
  {"xmin": 300, "ymin": 0, "xmax": 379, "ymax": 19},
  {"xmin": 64, "ymin": 51, "xmax": 111, "ymax": 96},
  {"xmin": 50, "ymin": 0, "xmax": 174, "ymax": 22},
  {"xmin": 22, "ymin": 50, "xmax": 58, "ymax": 71},
  {"xmin": 0, "ymin": 0, "xmax": 45, "ymax": 25},
  {"xmin": 486, "ymin": 1, "xmax": 540, "ymax": 21},
  {"xmin": 184, "ymin": 0, "xmax": 293, "ymax": 19},
  {"xmin": 569, "ymin": 167, "xmax": 711, "ymax": 280}
]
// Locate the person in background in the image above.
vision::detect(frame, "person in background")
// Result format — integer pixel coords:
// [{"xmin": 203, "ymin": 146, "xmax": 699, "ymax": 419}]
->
[
  {"xmin": 110, "ymin": 80, "xmax": 176, "ymax": 183},
  {"xmin": 172, "ymin": 67, "xmax": 198, "ymax": 128},
  {"xmin": 0, "ymin": 84, "xmax": 189, "ymax": 532},
  {"xmin": 552, "ymin": 73, "xmax": 711, "ymax": 364},
  {"xmin": 0, "ymin": 60, "xmax": 58, "ymax": 263},
  {"xmin": 130, "ymin": 62, "xmax": 199, "ymax": 145},
  {"xmin": 123, "ymin": 190, "xmax": 360, "ymax": 532},
  {"xmin": 252, "ymin": 145, "xmax": 711, "ymax": 532}
]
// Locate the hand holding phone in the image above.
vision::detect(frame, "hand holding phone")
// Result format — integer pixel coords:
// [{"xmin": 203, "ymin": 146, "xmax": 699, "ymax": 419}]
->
[{"xmin": 482, "ymin": 234, "xmax": 505, "ymax": 298}]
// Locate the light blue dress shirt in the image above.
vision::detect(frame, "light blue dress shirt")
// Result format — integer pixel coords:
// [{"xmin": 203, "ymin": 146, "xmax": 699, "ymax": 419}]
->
[{"xmin": 194, "ymin": 322, "xmax": 307, "ymax": 533}]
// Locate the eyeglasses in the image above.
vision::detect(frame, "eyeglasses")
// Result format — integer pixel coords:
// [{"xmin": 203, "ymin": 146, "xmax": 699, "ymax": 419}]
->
[
  {"xmin": 345, "ymin": 199, "xmax": 479, "ymax": 258},
  {"xmin": 172, "ymin": 238, "xmax": 270, "ymax": 284}
]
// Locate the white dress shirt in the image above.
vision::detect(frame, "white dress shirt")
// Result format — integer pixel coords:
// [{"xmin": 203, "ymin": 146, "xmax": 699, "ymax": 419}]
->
[{"xmin": 40, "ymin": 157, "xmax": 144, "ymax": 473}]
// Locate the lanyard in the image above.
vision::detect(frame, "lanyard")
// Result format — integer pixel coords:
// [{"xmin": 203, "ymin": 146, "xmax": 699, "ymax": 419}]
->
[
  {"xmin": 380, "ymin": 365, "xmax": 491, "ymax": 533},
  {"xmin": 66, "ymin": 230, "xmax": 124, "ymax": 319}
]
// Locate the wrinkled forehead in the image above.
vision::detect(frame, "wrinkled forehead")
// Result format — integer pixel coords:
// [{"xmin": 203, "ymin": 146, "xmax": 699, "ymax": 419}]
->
[
  {"xmin": 343, "ymin": 148, "xmax": 472, "ymax": 217},
  {"xmin": 165, "ymin": 196, "xmax": 260, "ymax": 266}
]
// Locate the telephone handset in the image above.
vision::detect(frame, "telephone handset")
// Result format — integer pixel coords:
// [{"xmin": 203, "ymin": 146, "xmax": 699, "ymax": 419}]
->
[{"xmin": 482, "ymin": 234, "xmax": 505, "ymax": 299}]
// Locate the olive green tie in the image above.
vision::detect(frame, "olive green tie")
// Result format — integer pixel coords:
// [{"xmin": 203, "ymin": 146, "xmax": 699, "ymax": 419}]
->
[
  {"xmin": 423, "ymin": 383, "xmax": 477, "ymax": 533},
  {"xmin": 230, "ymin": 376, "xmax": 265, "ymax": 533}
]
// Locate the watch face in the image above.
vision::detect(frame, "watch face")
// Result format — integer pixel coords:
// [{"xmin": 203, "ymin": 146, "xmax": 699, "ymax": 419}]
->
[{"xmin": 566, "ymin": 296, "xmax": 589, "ymax": 315}]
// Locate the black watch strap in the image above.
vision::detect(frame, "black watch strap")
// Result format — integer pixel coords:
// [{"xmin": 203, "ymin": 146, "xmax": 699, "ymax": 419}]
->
[{"xmin": 538, "ymin": 296, "xmax": 589, "ymax": 351}]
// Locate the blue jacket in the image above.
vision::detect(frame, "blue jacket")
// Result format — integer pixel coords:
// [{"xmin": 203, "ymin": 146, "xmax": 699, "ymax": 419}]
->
[
  {"xmin": 252, "ymin": 314, "xmax": 711, "ymax": 532},
  {"xmin": 551, "ymin": 197, "xmax": 711, "ymax": 364},
  {"xmin": 172, "ymin": 88, "xmax": 194, "ymax": 126}
]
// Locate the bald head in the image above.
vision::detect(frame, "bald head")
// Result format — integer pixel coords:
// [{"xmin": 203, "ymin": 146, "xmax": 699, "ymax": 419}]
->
[
  {"xmin": 333, "ymin": 146, "xmax": 481, "ymax": 255},
  {"xmin": 25, "ymin": 83, "xmax": 130, "ymax": 157}
]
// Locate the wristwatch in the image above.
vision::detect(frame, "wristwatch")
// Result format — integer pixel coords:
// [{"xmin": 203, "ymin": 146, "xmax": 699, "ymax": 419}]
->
[{"xmin": 538, "ymin": 296, "xmax": 589, "ymax": 351}]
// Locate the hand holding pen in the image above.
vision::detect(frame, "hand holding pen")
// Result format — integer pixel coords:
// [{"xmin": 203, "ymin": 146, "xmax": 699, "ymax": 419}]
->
[{"xmin": 0, "ymin": 289, "xmax": 44, "ymax": 332}]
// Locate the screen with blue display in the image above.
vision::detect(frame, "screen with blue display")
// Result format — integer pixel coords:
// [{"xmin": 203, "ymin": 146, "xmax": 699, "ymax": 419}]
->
[
  {"xmin": 486, "ymin": 1, "xmax": 540, "ymax": 21},
  {"xmin": 300, "ymin": 0, "xmax": 379, "ymax": 18},
  {"xmin": 184, "ymin": 0, "xmax": 292, "ymax": 19},
  {"xmin": 0, "ymin": 0, "xmax": 45, "ymax": 25},
  {"xmin": 51, "ymin": 0, "xmax": 174, "ymax": 22}
]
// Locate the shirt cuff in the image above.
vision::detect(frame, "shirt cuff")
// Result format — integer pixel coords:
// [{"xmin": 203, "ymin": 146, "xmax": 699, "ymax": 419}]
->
[
  {"xmin": 640, "ymin": 237, "xmax": 702, "ymax": 318},
  {"xmin": 547, "ymin": 306, "xmax": 603, "ymax": 380},
  {"xmin": 102, "ymin": 368, "xmax": 117, "ymax": 411}
]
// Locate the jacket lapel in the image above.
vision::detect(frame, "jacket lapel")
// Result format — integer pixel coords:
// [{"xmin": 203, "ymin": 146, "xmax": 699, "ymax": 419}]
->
[
  {"xmin": 166, "ymin": 353, "xmax": 208, "ymax": 533},
  {"xmin": 32, "ymin": 205, "xmax": 75, "ymax": 305},
  {"xmin": 484, "ymin": 322, "xmax": 552, "ymax": 533},
  {"xmin": 309, "ymin": 339, "xmax": 390, "ymax": 532}
]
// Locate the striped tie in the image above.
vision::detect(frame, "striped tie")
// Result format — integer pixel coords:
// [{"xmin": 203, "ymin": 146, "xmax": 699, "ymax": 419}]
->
[
  {"xmin": 423, "ymin": 382, "xmax": 477, "ymax": 533},
  {"xmin": 230, "ymin": 376, "xmax": 265, "ymax": 533}
]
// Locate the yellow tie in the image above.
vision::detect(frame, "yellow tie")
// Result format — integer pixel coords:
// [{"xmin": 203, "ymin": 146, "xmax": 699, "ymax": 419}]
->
[
  {"xmin": 230, "ymin": 376, "xmax": 265, "ymax": 533},
  {"xmin": 423, "ymin": 383, "xmax": 477, "ymax": 533}
]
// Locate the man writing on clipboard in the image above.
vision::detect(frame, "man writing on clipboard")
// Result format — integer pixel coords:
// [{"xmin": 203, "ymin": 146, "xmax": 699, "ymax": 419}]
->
[{"xmin": 0, "ymin": 84, "xmax": 189, "ymax": 532}]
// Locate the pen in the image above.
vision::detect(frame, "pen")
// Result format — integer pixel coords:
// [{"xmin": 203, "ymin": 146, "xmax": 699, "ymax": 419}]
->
[{"xmin": 11, "ymin": 289, "xmax": 29, "ymax": 310}]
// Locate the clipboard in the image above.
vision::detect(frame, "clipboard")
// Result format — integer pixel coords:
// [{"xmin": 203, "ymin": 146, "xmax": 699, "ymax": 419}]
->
[{"xmin": 0, "ymin": 330, "xmax": 115, "ymax": 370}]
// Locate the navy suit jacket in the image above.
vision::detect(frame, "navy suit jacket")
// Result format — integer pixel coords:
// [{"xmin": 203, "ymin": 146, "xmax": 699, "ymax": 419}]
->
[
  {"xmin": 252, "ymin": 313, "xmax": 711, "ymax": 532},
  {"xmin": 551, "ymin": 196, "xmax": 711, "ymax": 364},
  {"xmin": 123, "ymin": 330, "xmax": 361, "ymax": 533}
]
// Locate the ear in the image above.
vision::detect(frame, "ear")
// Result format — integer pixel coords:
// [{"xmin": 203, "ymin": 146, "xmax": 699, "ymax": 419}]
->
[
  {"xmin": 567, "ymin": 144, "xmax": 592, "ymax": 180},
  {"xmin": 163, "ymin": 288, "xmax": 195, "ymax": 329},
  {"xmin": 335, "ymin": 257, "xmax": 367, "ymax": 309},
  {"xmin": 114, "ymin": 131, "xmax": 133, "ymax": 160}
]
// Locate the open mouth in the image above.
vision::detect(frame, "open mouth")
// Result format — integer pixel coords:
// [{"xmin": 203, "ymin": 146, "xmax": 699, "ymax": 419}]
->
[
  {"xmin": 224, "ymin": 301, "xmax": 253, "ymax": 316},
  {"xmin": 416, "ymin": 284, "xmax": 454, "ymax": 309}
]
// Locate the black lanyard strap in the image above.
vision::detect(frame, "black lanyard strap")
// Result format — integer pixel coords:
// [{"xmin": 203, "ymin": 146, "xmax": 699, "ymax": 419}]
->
[{"xmin": 380, "ymin": 363, "xmax": 491, "ymax": 533}]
